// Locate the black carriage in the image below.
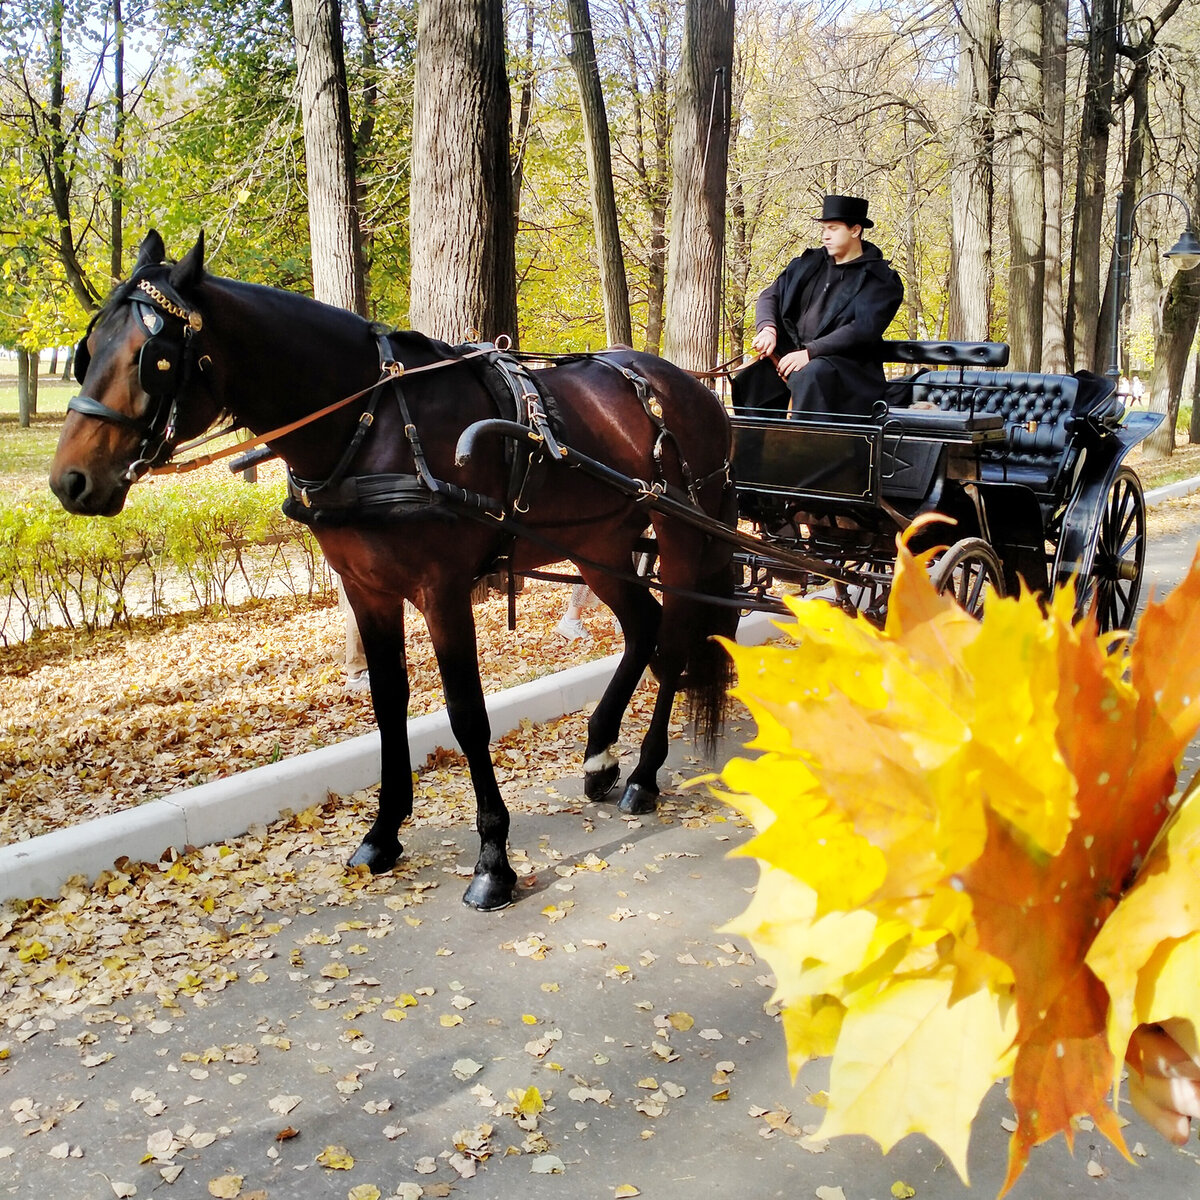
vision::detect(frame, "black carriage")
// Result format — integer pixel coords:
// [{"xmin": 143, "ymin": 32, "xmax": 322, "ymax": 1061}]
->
[{"xmin": 727, "ymin": 340, "xmax": 1162, "ymax": 631}]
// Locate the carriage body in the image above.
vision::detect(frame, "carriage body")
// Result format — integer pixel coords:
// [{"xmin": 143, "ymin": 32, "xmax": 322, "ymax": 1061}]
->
[{"xmin": 729, "ymin": 340, "xmax": 1163, "ymax": 630}]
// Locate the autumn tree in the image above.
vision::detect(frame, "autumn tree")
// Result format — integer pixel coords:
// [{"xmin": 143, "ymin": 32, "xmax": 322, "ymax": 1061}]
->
[
  {"xmin": 292, "ymin": 0, "xmax": 367, "ymax": 314},
  {"xmin": 1006, "ymin": 0, "xmax": 1044, "ymax": 371},
  {"xmin": 566, "ymin": 0, "xmax": 632, "ymax": 346},
  {"xmin": 662, "ymin": 0, "xmax": 734, "ymax": 370},
  {"xmin": 408, "ymin": 0, "xmax": 516, "ymax": 342},
  {"xmin": 947, "ymin": 0, "xmax": 999, "ymax": 340}
]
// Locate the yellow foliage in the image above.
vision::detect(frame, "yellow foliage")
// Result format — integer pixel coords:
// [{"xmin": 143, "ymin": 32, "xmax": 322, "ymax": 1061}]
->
[{"xmin": 718, "ymin": 539, "xmax": 1200, "ymax": 1196}]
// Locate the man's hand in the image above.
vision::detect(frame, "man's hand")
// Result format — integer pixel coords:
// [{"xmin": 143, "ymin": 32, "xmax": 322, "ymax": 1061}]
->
[
  {"xmin": 1127, "ymin": 1021, "xmax": 1200, "ymax": 1145},
  {"xmin": 751, "ymin": 325, "xmax": 778, "ymax": 357},
  {"xmin": 777, "ymin": 348, "xmax": 811, "ymax": 378}
]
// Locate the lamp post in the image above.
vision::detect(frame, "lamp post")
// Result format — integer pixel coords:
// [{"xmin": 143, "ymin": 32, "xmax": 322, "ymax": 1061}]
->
[{"xmin": 1105, "ymin": 190, "xmax": 1200, "ymax": 380}]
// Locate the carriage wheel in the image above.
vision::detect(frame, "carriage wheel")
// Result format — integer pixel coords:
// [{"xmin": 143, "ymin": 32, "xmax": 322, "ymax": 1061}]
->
[
  {"xmin": 929, "ymin": 538, "xmax": 1006, "ymax": 617},
  {"xmin": 1077, "ymin": 467, "xmax": 1146, "ymax": 634}
]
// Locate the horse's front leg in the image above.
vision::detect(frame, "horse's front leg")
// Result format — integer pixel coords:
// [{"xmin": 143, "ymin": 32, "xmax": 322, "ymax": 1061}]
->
[
  {"xmin": 345, "ymin": 599, "xmax": 412, "ymax": 874},
  {"xmin": 423, "ymin": 591, "xmax": 516, "ymax": 911}
]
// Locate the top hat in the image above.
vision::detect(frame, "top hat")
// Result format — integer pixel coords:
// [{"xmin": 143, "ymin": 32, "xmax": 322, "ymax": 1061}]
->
[{"xmin": 813, "ymin": 195, "xmax": 873, "ymax": 229}]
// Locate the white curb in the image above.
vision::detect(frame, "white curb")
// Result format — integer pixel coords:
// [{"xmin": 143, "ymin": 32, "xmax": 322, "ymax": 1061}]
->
[
  {"xmin": 0, "ymin": 610, "xmax": 782, "ymax": 904},
  {"xmin": 1146, "ymin": 475, "xmax": 1200, "ymax": 507}
]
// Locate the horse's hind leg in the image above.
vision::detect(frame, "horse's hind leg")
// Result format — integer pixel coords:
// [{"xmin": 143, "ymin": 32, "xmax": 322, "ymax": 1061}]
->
[
  {"xmin": 422, "ymin": 591, "xmax": 517, "ymax": 911},
  {"xmin": 578, "ymin": 576, "xmax": 660, "ymax": 801}
]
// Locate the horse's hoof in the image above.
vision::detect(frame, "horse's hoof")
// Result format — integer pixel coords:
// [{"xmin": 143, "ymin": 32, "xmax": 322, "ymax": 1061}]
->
[
  {"xmin": 618, "ymin": 782, "xmax": 659, "ymax": 815},
  {"xmin": 462, "ymin": 872, "xmax": 515, "ymax": 912},
  {"xmin": 584, "ymin": 761, "xmax": 621, "ymax": 801},
  {"xmin": 348, "ymin": 839, "xmax": 403, "ymax": 875}
]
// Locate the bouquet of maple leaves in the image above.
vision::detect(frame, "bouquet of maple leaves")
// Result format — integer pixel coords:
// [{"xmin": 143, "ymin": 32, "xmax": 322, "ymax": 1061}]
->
[{"xmin": 714, "ymin": 534, "xmax": 1200, "ymax": 1196}]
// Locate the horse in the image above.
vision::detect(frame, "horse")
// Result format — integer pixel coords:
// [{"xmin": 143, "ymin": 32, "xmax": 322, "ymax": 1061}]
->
[{"xmin": 49, "ymin": 231, "xmax": 739, "ymax": 911}]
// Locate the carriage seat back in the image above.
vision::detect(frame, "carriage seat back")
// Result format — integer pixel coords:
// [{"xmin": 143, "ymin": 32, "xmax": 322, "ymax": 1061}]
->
[{"xmin": 909, "ymin": 369, "xmax": 1081, "ymax": 492}]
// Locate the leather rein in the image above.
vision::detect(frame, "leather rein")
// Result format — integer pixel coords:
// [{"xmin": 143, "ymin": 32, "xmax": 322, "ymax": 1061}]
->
[
  {"xmin": 149, "ymin": 343, "xmax": 498, "ymax": 477},
  {"xmin": 67, "ymin": 278, "xmax": 499, "ymax": 479}
]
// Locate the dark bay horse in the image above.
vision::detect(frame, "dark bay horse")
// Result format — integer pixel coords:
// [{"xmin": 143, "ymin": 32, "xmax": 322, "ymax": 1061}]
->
[{"xmin": 49, "ymin": 231, "xmax": 738, "ymax": 910}]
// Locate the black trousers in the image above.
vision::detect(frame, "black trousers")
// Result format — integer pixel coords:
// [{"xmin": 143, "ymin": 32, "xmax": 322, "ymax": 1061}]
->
[{"xmin": 730, "ymin": 356, "xmax": 879, "ymax": 420}]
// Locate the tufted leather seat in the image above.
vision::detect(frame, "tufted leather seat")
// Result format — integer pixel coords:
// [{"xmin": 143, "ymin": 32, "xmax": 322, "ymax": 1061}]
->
[{"xmin": 908, "ymin": 369, "xmax": 1081, "ymax": 492}]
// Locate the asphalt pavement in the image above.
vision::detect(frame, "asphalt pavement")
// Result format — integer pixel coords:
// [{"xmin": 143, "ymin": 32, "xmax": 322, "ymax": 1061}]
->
[{"xmin": 4, "ymin": 512, "xmax": 1200, "ymax": 1200}]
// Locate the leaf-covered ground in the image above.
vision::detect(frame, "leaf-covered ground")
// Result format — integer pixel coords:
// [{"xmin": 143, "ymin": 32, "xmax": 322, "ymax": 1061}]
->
[{"xmin": 0, "ymin": 580, "xmax": 624, "ymax": 846}]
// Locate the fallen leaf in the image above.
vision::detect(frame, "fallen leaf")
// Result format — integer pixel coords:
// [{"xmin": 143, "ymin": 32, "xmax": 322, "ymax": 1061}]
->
[
  {"xmin": 452, "ymin": 1058, "xmax": 483, "ymax": 1081},
  {"xmin": 317, "ymin": 1146, "xmax": 355, "ymax": 1170},
  {"xmin": 207, "ymin": 1177, "xmax": 243, "ymax": 1199},
  {"xmin": 614, "ymin": 1188, "xmax": 640, "ymax": 1199},
  {"xmin": 530, "ymin": 1154, "xmax": 565, "ymax": 1174},
  {"xmin": 348, "ymin": 1186, "xmax": 382, "ymax": 1200}
]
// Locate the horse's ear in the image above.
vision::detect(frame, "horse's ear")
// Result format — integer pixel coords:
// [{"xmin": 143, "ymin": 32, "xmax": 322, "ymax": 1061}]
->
[
  {"xmin": 135, "ymin": 230, "xmax": 166, "ymax": 270},
  {"xmin": 170, "ymin": 231, "xmax": 206, "ymax": 292}
]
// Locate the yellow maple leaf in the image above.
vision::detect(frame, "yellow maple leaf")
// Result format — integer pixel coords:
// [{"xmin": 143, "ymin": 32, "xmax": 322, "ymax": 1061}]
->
[
  {"xmin": 1087, "ymin": 778, "xmax": 1200, "ymax": 1082},
  {"xmin": 819, "ymin": 972, "xmax": 1015, "ymax": 1184}
]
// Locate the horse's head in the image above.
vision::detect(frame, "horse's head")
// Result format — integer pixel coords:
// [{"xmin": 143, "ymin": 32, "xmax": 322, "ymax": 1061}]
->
[{"xmin": 50, "ymin": 230, "xmax": 223, "ymax": 515}]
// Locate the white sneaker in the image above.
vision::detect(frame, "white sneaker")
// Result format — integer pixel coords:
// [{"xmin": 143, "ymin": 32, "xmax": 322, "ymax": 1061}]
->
[
  {"xmin": 555, "ymin": 616, "xmax": 589, "ymax": 642},
  {"xmin": 346, "ymin": 670, "xmax": 371, "ymax": 693}
]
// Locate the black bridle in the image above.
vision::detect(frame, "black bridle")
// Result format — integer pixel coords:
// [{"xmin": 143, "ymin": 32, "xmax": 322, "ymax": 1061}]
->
[{"xmin": 68, "ymin": 277, "xmax": 205, "ymax": 482}]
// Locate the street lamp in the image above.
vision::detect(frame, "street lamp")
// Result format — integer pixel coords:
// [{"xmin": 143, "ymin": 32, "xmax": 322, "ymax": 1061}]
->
[{"xmin": 1106, "ymin": 190, "xmax": 1200, "ymax": 380}]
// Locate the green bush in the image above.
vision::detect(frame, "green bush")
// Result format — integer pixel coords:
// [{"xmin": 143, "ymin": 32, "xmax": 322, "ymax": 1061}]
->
[{"xmin": 0, "ymin": 478, "xmax": 331, "ymax": 641}]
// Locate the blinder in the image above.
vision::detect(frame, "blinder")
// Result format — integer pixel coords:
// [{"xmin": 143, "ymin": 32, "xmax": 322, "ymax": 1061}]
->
[{"xmin": 66, "ymin": 282, "xmax": 203, "ymax": 481}]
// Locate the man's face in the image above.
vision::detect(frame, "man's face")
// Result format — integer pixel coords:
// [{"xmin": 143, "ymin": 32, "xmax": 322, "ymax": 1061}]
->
[{"xmin": 819, "ymin": 220, "xmax": 862, "ymax": 261}]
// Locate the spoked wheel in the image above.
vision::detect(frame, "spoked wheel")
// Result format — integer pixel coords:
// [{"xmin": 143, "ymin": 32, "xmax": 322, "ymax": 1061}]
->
[
  {"xmin": 1077, "ymin": 467, "xmax": 1146, "ymax": 633},
  {"xmin": 929, "ymin": 537, "xmax": 1007, "ymax": 617}
]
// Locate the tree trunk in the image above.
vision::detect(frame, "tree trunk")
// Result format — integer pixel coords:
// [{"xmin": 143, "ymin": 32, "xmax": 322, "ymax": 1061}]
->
[
  {"xmin": 662, "ymin": 0, "xmax": 734, "ymax": 371},
  {"xmin": 110, "ymin": 0, "xmax": 126, "ymax": 282},
  {"xmin": 1066, "ymin": 0, "xmax": 1119, "ymax": 371},
  {"xmin": 1007, "ymin": 0, "xmax": 1044, "ymax": 371},
  {"xmin": 566, "ymin": 0, "xmax": 632, "ymax": 347},
  {"xmin": 292, "ymin": 0, "xmax": 367, "ymax": 315},
  {"xmin": 43, "ymin": 0, "xmax": 100, "ymax": 313},
  {"xmin": 1097, "ymin": 66, "xmax": 1152, "ymax": 387},
  {"xmin": 1142, "ymin": 154, "xmax": 1200, "ymax": 459},
  {"xmin": 948, "ymin": 0, "xmax": 999, "ymax": 341},
  {"xmin": 1041, "ymin": 0, "xmax": 1068, "ymax": 372},
  {"xmin": 1189, "ymin": 350, "xmax": 1200, "ymax": 444},
  {"xmin": 905, "ymin": 118, "xmax": 920, "ymax": 338},
  {"xmin": 17, "ymin": 348, "xmax": 31, "ymax": 429},
  {"xmin": 409, "ymin": 0, "xmax": 516, "ymax": 343},
  {"xmin": 28, "ymin": 351, "xmax": 38, "ymax": 419},
  {"xmin": 614, "ymin": 0, "xmax": 671, "ymax": 355},
  {"xmin": 353, "ymin": 0, "xmax": 381, "ymax": 304},
  {"xmin": 511, "ymin": 0, "xmax": 535, "ymax": 221}
]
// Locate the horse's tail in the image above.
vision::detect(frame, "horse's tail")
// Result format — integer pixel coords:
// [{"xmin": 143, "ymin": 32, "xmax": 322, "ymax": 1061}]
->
[{"xmin": 682, "ymin": 485, "xmax": 740, "ymax": 755}]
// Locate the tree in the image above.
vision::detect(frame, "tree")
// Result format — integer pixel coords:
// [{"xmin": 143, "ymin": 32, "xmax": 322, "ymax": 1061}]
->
[
  {"xmin": 292, "ymin": 0, "xmax": 367, "ymax": 315},
  {"xmin": 661, "ymin": 0, "xmax": 733, "ymax": 370},
  {"xmin": 947, "ymin": 0, "xmax": 999, "ymax": 340},
  {"xmin": 566, "ymin": 0, "xmax": 632, "ymax": 346},
  {"xmin": 408, "ymin": 0, "xmax": 516, "ymax": 342},
  {"xmin": 1066, "ymin": 0, "xmax": 1120, "ymax": 371},
  {"xmin": 1006, "ymin": 0, "xmax": 1044, "ymax": 371},
  {"xmin": 608, "ymin": 0, "xmax": 676, "ymax": 354},
  {"xmin": 1040, "ymin": 0, "xmax": 1068, "ymax": 371}
]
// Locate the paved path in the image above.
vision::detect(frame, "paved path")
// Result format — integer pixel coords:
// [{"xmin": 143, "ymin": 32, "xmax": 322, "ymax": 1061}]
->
[
  {"xmin": 4, "ymin": 509, "xmax": 1200, "ymax": 1200},
  {"xmin": 4, "ymin": 743, "xmax": 1200, "ymax": 1197}
]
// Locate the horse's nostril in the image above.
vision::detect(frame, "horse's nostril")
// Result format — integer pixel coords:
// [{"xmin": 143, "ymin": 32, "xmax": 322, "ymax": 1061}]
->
[{"xmin": 60, "ymin": 469, "xmax": 90, "ymax": 504}]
